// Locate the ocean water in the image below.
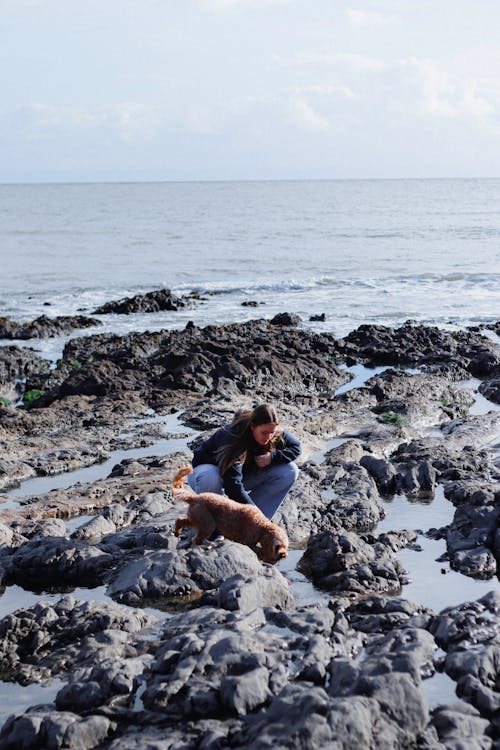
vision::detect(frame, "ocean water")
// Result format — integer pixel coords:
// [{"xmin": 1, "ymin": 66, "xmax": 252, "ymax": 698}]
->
[{"xmin": 1, "ymin": 178, "xmax": 500, "ymax": 357}]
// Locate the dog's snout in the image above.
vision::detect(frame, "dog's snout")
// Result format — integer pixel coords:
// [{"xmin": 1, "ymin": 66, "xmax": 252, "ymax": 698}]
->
[{"xmin": 278, "ymin": 550, "xmax": 287, "ymax": 559}]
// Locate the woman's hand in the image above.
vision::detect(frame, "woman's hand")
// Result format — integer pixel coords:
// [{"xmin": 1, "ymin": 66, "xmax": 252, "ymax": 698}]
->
[{"xmin": 254, "ymin": 452, "xmax": 272, "ymax": 468}]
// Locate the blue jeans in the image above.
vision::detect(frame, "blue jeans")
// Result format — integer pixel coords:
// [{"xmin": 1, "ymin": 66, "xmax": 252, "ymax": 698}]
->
[{"xmin": 188, "ymin": 462, "xmax": 299, "ymax": 520}]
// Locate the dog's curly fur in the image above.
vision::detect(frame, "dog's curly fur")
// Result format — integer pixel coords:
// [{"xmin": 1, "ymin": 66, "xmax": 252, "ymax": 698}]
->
[{"xmin": 172, "ymin": 466, "xmax": 288, "ymax": 564}]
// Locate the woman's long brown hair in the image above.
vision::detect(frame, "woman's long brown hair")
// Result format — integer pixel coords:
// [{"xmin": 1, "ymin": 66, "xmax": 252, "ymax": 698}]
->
[{"xmin": 217, "ymin": 403, "xmax": 281, "ymax": 475}]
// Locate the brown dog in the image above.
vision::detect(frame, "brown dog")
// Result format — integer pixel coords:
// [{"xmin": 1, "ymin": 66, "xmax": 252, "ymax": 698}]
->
[{"xmin": 172, "ymin": 466, "xmax": 288, "ymax": 565}]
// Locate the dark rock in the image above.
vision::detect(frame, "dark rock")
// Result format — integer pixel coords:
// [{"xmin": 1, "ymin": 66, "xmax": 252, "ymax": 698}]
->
[
  {"xmin": 430, "ymin": 701, "xmax": 492, "ymax": 750},
  {"xmin": 0, "ymin": 595, "xmax": 156, "ymax": 684},
  {"xmin": 270, "ymin": 312, "xmax": 302, "ymax": 326},
  {"xmin": 0, "ymin": 314, "xmax": 101, "ymax": 340},
  {"xmin": 339, "ymin": 321, "xmax": 500, "ymax": 375},
  {"xmin": 39, "ymin": 319, "xmax": 348, "ymax": 406},
  {"xmin": 297, "ymin": 529, "xmax": 413, "ymax": 596},
  {"xmin": 346, "ymin": 596, "xmax": 432, "ymax": 633},
  {"xmin": 55, "ymin": 655, "xmax": 149, "ymax": 711},
  {"xmin": 92, "ymin": 288, "xmax": 191, "ymax": 315},
  {"xmin": 5, "ymin": 536, "xmax": 115, "ymax": 589},
  {"xmin": 360, "ymin": 455, "xmax": 397, "ymax": 493},
  {"xmin": 429, "ymin": 591, "xmax": 500, "ymax": 724},
  {"xmin": 106, "ymin": 541, "xmax": 292, "ymax": 610},
  {"xmin": 0, "ymin": 346, "xmax": 50, "ymax": 388},
  {"xmin": 0, "ymin": 710, "xmax": 115, "ymax": 750},
  {"xmin": 310, "ymin": 313, "xmax": 326, "ymax": 322}
]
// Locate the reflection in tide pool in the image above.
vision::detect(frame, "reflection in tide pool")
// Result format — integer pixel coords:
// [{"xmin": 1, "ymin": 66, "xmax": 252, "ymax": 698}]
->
[
  {"xmin": 0, "ymin": 679, "xmax": 66, "ymax": 730},
  {"xmin": 378, "ymin": 487, "xmax": 500, "ymax": 612}
]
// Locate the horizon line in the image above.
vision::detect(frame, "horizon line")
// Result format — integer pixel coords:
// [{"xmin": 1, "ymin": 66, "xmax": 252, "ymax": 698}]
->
[{"xmin": 1, "ymin": 175, "xmax": 499, "ymax": 187}]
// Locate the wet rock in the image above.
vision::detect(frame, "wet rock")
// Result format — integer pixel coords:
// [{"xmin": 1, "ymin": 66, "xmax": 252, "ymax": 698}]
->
[
  {"xmin": 360, "ymin": 454, "xmax": 397, "ymax": 493},
  {"xmin": 141, "ymin": 601, "xmax": 355, "ymax": 723},
  {"xmin": 0, "ymin": 596, "xmax": 156, "ymax": 684},
  {"xmin": 346, "ymin": 596, "xmax": 433, "ymax": 633},
  {"xmin": 478, "ymin": 378, "xmax": 500, "ymax": 404},
  {"xmin": 106, "ymin": 541, "xmax": 292, "ymax": 609},
  {"xmin": 5, "ymin": 536, "xmax": 115, "ymax": 589},
  {"xmin": 339, "ymin": 321, "xmax": 499, "ymax": 376},
  {"xmin": 320, "ymin": 461, "xmax": 383, "ymax": 532},
  {"xmin": 446, "ymin": 501, "xmax": 500, "ymax": 579},
  {"xmin": 310, "ymin": 313, "xmax": 326, "ymax": 322},
  {"xmin": 0, "ymin": 345, "xmax": 50, "ymax": 389},
  {"xmin": 0, "ymin": 314, "xmax": 101, "ymax": 340},
  {"xmin": 55, "ymin": 655, "xmax": 149, "ymax": 712},
  {"xmin": 429, "ymin": 701, "xmax": 493, "ymax": 750},
  {"xmin": 298, "ymin": 529, "xmax": 413, "ymax": 596},
  {"xmin": 429, "ymin": 591, "xmax": 500, "ymax": 725},
  {"xmin": 92, "ymin": 288, "xmax": 192, "ymax": 315},
  {"xmin": 210, "ymin": 569, "xmax": 294, "ymax": 612},
  {"xmin": 270, "ymin": 312, "xmax": 302, "ymax": 326},
  {"xmin": 39, "ymin": 320, "xmax": 348, "ymax": 406},
  {"xmin": 0, "ymin": 710, "xmax": 115, "ymax": 750}
]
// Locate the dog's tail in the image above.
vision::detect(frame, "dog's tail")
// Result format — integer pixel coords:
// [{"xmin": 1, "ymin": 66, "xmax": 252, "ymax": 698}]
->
[
  {"xmin": 172, "ymin": 465, "xmax": 197, "ymax": 502},
  {"xmin": 173, "ymin": 465, "xmax": 193, "ymax": 489}
]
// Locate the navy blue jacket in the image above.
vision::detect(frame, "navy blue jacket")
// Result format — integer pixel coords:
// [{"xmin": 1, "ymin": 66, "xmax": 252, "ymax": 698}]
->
[{"xmin": 192, "ymin": 425, "xmax": 301, "ymax": 505}]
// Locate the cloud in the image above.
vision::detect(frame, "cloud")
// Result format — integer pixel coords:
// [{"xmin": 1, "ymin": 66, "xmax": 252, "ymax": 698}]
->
[
  {"xmin": 346, "ymin": 9, "xmax": 393, "ymax": 27},
  {"xmin": 0, "ymin": 102, "xmax": 164, "ymax": 142},
  {"xmin": 288, "ymin": 97, "xmax": 330, "ymax": 131},
  {"xmin": 402, "ymin": 57, "xmax": 496, "ymax": 119}
]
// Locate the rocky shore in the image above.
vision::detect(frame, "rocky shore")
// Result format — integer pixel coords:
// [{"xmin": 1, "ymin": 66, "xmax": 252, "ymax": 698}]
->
[{"xmin": 0, "ymin": 300, "xmax": 499, "ymax": 749}]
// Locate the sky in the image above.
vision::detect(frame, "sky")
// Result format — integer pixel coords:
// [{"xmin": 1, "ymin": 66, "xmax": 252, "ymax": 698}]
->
[{"xmin": 1, "ymin": 0, "xmax": 500, "ymax": 182}]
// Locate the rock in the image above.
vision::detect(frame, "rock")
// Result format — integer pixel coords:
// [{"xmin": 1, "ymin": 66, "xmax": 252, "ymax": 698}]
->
[
  {"xmin": 55, "ymin": 655, "xmax": 149, "ymax": 711},
  {"xmin": 38, "ymin": 319, "xmax": 348, "ymax": 406},
  {"xmin": 5, "ymin": 536, "xmax": 115, "ymax": 589},
  {"xmin": 339, "ymin": 321, "xmax": 499, "ymax": 375},
  {"xmin": 298, "ymin": 529, "xmax": 413, "ymax": 596},
  {"xmin": 270, "ymin": 312, "xmax": 302, "ymax": 326},
  {"xmin": 0, "ymin": 710, "xmax": 115, "ymax": 750},
  {"xmin": 0, "ymin": 345, "xmax": 50, "ymax": 388},
  {"xmin": 0, "ymin": 314, "xmax": 101, "ymax": 340},
  {"xmin": 106, "ymin": 541, "xmax": 290, "ymax": 608},
  {"xmin": 429, "ymin": 591, "xmax": 500, "ymax": 724},
  {"xmin": 0, "ymin": 595, "xmax": 156, "ymax": 684},
  {"xmin": 360, "ymin": 455, "xmax": 397, "ymax": 493},
  {"xmin": 346, "ymin": 596, "xmax": 433, "ymax": 633},
  {"xmin": 430, "ymin": 701, "xmax": 493, "ymax": 750},
  {"xmin": 213, "ymin": 569, "xmax": 294, "ymax": 612},
  {"xmin": 92, "ymin": 288, "xmax": 192, "ymax": 315}
]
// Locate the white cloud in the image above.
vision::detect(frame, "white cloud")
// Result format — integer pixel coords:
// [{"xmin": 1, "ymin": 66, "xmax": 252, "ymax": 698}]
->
[
  {"xmin": 402, "ymin": 57, "xmax": 496, "ymax": 119},
  {"xmin": 346, "ymin": 9, "xmax": 392, "ymax": 27},
  {"xmin": 0, "ymin": 102, "xmax": 164, "ymax": 142},
  {"xmin": 288, "ymin": 98, "xmax": 329, "ymax": 131}
]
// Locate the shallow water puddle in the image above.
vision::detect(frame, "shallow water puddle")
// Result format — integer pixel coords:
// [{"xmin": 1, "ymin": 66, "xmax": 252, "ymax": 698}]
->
[
  {"xmin": 336, "ymin": 364, "xmax": 390, "ymax": 395},
  {"xmin": 277, "ymin": 547, "xmax": 323, "ymax": 607},
  {"xmin": 0, "ymin": 679, "xmax": 66, "ymax": 730},
  {"xmin": 5, "ymin": 411, "xmax": 195, "ymax": 500},
  {"xmin": 379, "ymin": 487, "xmax": 500, "ymax": 611}
]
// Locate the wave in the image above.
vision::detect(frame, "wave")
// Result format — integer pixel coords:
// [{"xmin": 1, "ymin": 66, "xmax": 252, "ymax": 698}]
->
[{"xmin": 175, "ymin": 271, "xmax": 500, "ymax": 297}]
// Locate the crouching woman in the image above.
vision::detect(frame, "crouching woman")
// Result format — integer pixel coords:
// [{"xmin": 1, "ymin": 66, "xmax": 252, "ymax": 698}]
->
[{"xmin": 188, "ymin": 403, "xmax": 301, "ymax": 520}]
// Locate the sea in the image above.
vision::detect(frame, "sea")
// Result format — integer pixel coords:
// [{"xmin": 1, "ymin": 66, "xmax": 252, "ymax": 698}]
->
[{"xmin": 1, "ymin": 178, "xmax": 500, "ymax": 360}]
